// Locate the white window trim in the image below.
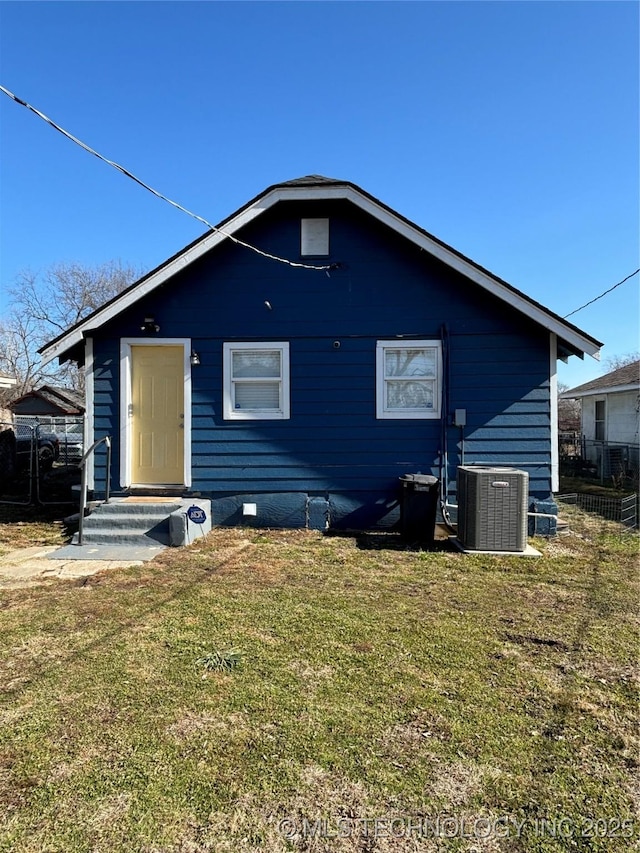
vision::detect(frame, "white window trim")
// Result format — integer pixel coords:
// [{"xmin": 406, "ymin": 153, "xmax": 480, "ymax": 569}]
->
[
  {"xmin": 594, "ymin": 396, "xmax": 607, "ymax": 442},
  {"xmin": 223, "ymin": 342, "xmax": 290, "ymax": 420},
  {"xmin": 376, "ymin": 339, "xmax": 442, "ymax": 419}
]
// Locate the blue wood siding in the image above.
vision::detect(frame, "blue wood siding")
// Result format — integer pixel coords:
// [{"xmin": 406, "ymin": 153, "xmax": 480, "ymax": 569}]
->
[
  {"xmin": 91, "ymin": 200, "xmax": 553, "ymax": 526},
  {"xmin": 91, "ymin": 339, "xmax": 120, "ymax": 495}
]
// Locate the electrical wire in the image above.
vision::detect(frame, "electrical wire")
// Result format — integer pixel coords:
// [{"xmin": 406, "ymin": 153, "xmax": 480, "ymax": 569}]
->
[
  {"xmin": 564, "ymin": 268, "xmax": 639, "ymax": 318},
  {"xmin": 5, "ymin": 85, "xmax": 636, "ymax": 297},
  {"xmin": 0, "ymin": 84, "xmax": 333, "ymax": 272}
]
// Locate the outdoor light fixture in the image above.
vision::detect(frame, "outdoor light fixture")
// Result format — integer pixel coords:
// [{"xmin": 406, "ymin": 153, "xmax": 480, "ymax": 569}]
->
[
  {"xmin": 140, "ymin": 316, "xmax": 160, "ymax": 334},
  {"xmin": 190, "ymin": 351, "xmax": 201, "ymax": 366}
]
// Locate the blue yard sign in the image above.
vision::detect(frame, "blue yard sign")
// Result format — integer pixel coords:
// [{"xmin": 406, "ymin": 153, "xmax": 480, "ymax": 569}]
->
[{"xmin": 187, "ymin": 505, "xmax": 207, "ymax": 524}]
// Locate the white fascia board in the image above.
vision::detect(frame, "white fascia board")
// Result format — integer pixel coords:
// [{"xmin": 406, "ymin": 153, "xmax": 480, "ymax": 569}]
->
[
  {"xmin": 346, "ymin": 191, "xmax": 600, "ymax": 358},
  {"xmin": 40, "ymin": 183, "xmax": 601, "ymax": 365},
  {"xmin": 39, "ymin": 201, "xmax": 273, "ymax": 366},
  {"xmin": 275, "ymin": 186, "xmax": 601, "ymax": 358}
]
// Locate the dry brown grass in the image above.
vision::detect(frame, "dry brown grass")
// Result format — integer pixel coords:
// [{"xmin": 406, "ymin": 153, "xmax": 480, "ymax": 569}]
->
[{"xmin": 0, "ymin": 513, "xmax": 637, "ymax": 852}]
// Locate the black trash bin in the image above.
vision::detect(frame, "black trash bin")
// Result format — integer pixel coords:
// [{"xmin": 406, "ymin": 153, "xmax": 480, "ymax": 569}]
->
[{"xmin": 399, "ymin": 474, "xmax": 439, "ymax": 545}]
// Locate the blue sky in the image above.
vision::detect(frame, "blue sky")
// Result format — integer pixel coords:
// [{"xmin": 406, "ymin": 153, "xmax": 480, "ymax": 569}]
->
[{"xmin": 0, "ymin": 0, "xmax": 638, "ymax": 390}]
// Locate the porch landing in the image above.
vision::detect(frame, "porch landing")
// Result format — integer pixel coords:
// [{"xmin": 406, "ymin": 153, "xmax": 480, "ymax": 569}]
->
[{"xmin": 50, "ymin": 542, "xmax": 167, "ymax": 561}]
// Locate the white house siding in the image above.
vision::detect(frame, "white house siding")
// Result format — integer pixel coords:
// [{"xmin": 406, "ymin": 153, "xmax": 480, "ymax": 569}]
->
[
  {"xmin": 581, "ymin": 392, "xmax": 639, "ymax": 444},
  {"xmin": 606, "ymin": 391, "xmax": 640, "ymax": 444},
  {"xmin": 582, "ymin": 398, "xmax": 596, "ymax": 440}
]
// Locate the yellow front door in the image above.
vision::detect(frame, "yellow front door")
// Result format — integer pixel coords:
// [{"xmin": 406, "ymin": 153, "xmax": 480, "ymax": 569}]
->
[{"xmin": 131, "ymin": 345, "xmax": 184, "ymax": 485}]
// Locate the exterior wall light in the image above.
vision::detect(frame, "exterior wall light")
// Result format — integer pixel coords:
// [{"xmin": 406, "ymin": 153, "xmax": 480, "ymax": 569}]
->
[
  {"xmin": 190, "ymin": 351, "xmax": 201, "ymax": 366},
  {"xmin": 140, "ymin": 316, "xmax": 160, "ymax": 333}
]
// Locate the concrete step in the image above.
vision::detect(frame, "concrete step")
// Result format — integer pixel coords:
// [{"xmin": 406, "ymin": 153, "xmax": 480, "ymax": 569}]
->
[
  {"xmin": 80, "ymin": 512, "xmax": 175, "ymax": 531},
  {"xmin": 94, "ymin": 500, "xmax": 182, "ymax": 516},
  {"xmin": 71, "ymin": 528, "xmax": 170, "ymax": 546},
  {"xmin": 72, "ymin": 497, "xmax": 212, "ymax": 549},
  {"xmin": 71, "ymin": 499, "xmax": 182, "ymax": 546}
]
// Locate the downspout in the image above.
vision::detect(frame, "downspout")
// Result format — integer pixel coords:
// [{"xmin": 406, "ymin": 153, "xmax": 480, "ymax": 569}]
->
[
  {"xmin": 439, "ymin": 324, "xmax": 456, "ymax": 531},
  {"xmin": 549, "ymin": 333, "xmax": 559, "ymax": 493}
]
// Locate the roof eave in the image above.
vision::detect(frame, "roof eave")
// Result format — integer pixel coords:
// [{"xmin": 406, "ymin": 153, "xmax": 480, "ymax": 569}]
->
[
  {"xmin": 39, "ymin": 179, "xmax": 602, "ymax": 365},
  {"xmin": 562, "ymin": 382, "xmax": 640, "ymax": 398}
]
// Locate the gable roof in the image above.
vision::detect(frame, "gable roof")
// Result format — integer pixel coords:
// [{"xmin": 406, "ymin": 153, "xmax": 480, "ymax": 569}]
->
[
  {"xmin": 9, "ymin": 385, "xmax": 84, "ymax": 414},
  {"xmin": 562, "ymin": 360, "xmax": 640, "ymax": 398},
  {"xmin": 39, "ymin": 175, "xmax": 602, "ymax": 366}
]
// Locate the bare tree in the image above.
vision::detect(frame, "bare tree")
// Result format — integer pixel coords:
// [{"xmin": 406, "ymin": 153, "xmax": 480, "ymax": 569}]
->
[
  {"xmin": 603, "ymin": 352, "xmax": 640, "ymax": 373},
  {"xmin": 0, "ymin": 315, "xmax": 42, "ymax": 397},
  {"xmin": 0, "ymin": 260, "xmax": 138, "ymax": 396},
  {"xmin": 557, "ymin": 381, "xmax": 580, "ymax": 432}
]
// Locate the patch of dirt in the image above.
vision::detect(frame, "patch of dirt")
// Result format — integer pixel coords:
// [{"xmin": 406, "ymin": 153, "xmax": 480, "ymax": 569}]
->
[
  {"xmin": 428, "ymin": 761, "xmax": 498, "ymax": 808},
  {"xmin": 503, "ymin": 633, "xmax": 570, "ymax": 651},
  {"xmin": 88, "ymin": 792, "xmax": 133, "ymax": 829},
  {"xmin": 166, "ymin": 710, "xmax": 249, "ymax": 741},
  {"xmin": 288, "ymin": 661, "xmax": 334, "ymax": 681}
]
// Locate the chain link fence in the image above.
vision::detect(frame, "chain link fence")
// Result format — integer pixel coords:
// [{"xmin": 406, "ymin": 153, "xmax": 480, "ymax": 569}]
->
[
  {"xmin": 560, "ymin": 436, "xmax": 639, "ymax": 491},
  {"xmin": 0, "ymin": 416, "xmax": 83, "ymax": 506},
  {"xmin": 557, "ymin": 492, "xmax": 638, "ymax": 531}
]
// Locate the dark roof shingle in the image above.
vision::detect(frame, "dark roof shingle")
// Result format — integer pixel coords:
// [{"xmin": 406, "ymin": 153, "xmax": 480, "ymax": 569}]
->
[{"xmin": 564, "ymin": 360, "xmax": 640, "ymax": 395}]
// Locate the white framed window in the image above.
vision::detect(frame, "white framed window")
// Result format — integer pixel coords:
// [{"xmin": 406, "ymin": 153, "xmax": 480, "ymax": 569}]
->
[
  {"xmin": 301, "ymin": 218, "xmax": 329, "ymax": 256},
  {"xmin": 223, "ymin": 342, "xmax": 290, "ymax": 420},
  {"xmin": 376, "ymin": 340, "xmax": 442, "ymax": 419},
  {"xmin": 594, "ymin": 398, "xmax": 606, "ymax": 441}
]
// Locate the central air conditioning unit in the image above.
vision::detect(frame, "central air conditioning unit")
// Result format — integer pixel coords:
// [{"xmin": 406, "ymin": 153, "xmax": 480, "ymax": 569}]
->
[{"xmin": 456, "ymin": 466, "xmax": 529, "ymax": 552}]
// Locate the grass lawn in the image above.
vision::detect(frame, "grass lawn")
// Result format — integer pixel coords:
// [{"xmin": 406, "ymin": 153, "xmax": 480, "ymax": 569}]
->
[
  {"xmin": 0, "ymin": 505, "xmax": 68, "ymax": 556},
  {"xmin": 0, "ymin": 511, "xmax": 638, "ymax": 852}
]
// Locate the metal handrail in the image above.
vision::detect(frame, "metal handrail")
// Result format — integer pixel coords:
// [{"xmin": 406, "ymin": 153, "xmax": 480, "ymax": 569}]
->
[{"xmin": 77, "ymin": 435, "xmax": 111, "ymax": 546}]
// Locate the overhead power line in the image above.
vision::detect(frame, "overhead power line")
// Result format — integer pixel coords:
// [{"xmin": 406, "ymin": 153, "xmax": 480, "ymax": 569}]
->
[
  {"xmin": 0, "ymin": 84, "xmax": 332, "ymax": 272},
  {"xmin": 564, "ymin": 268, "xmax": 639, "ymax": 319},
  {"xmin": 3, "ymin": 84, "xmax": 636, "ymax": 305}
]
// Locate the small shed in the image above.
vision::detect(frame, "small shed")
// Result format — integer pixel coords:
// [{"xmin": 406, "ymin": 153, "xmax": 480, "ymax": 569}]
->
[{"xmin": 9, "ymin": 385, "xmax": 85, "ymax": 419}]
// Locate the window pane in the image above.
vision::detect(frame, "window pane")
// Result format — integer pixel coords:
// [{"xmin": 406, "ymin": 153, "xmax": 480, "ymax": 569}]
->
[
  {"xmin": 385, "ymin": 348, "xmax": 435, "ymax": 378},
  {"xmin": 234, "ymin": 381, "xmax": 280, "ymax": 410},
  {"xmin": 595, "ymin": 400, "xmax": 605, "ymax": 440},
  {"xmin": 387, "ymin": 380, "xmax": 434, "ymax": 409},
  {"xmin": 232, "ymin": 351, "xmax": 281, "ymax": 378}
]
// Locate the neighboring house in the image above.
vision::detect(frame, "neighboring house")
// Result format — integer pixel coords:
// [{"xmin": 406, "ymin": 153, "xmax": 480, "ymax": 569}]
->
[
  {"xmin": 39, "ymin": 176, "xmax": 601, "ymax": 530},
  {"xmin": 9, "ymin": 385, "xmax": 85, "ymax": 419},
  {"xmin": 562, "ymin": 360, "xmax": 640, "ymax": 476},
  {"xmin": 0, "ymin": 374, "xmax": 17, "ymax": 391},
  {"xmin": 0, "ymin": 374, "xmax": 17, "ymax": 425}
]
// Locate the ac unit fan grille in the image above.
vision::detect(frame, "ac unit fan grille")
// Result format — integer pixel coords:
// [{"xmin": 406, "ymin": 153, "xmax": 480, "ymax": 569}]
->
[{"xmin": 457, "ymin": 466, "xmax": 528, "ymax": 552}]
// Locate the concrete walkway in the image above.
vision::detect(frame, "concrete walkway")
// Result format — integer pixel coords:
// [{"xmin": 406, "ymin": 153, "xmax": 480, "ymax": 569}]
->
[{"xmin": 0, "ymin": 545, "xmax": 145, "ymax": 589}]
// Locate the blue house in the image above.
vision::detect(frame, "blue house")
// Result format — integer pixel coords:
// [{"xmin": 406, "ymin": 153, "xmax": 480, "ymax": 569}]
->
[{"xmin": 40, "ymin": 176, "xmax": 602, "ymax": 530}]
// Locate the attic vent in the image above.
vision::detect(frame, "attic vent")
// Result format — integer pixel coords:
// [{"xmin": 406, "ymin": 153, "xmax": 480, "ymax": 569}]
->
[{"xmin": 301, "ymin": 218, "xmax": 329, "ymax": 256}]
